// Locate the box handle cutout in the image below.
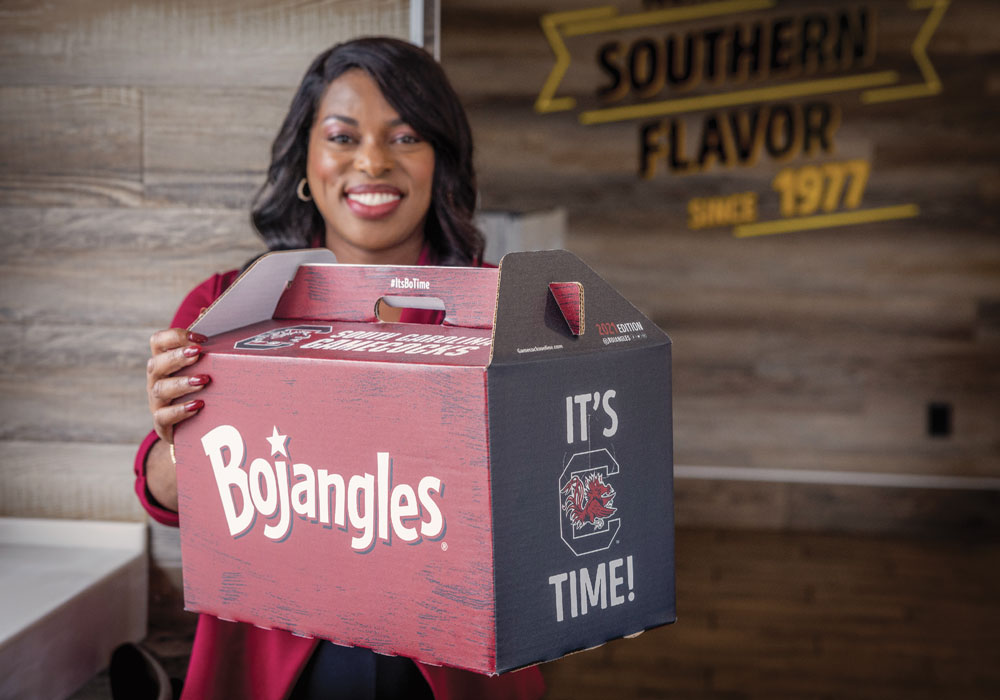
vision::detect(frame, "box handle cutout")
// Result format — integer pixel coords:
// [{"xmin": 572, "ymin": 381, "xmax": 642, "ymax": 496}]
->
[
  {"xmin": 549, "ymin": 282, "xmax": 584, "ymax": 336},
  {"xmin": 375, "ymin": 295, "xmax": 446, "ymax": 324}
]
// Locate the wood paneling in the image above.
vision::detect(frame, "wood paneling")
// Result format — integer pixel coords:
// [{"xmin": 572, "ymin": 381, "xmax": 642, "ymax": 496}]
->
[
  {"xmin": 0, "ymin": 368, "xmax": 149, "ymax": 444},
  {"xmin": 0, "ymin": 207, "xmax": 263, "ymax": 324},
  {"xmin": 143, "ymin": 87, "xmax": 293, "ymax": 208},
  {"xmin": 572, "ymin": 222, "xmax": 1000, "ymax": 478},
  {"xmin": 0, "ymin": 0, "xmax": 409, "ymax": 88},
  {"xmin": 441, "ymin": 0, "xmax": 1000, "ymax": 492},
  {"xmin": 0, "ymin": 87, "xmax": 142, "ymax": 207},
  {"xmin": 1, "ymin": 0, "xmax": 998, "ymax": 536},
  {"xmin": 0, "ymin": 207, "xmax": 264, "ymax": 444},
  {"xmin": 70, "ymin": 527, "xmax": 1000, "ymax": 699},
  {"xmin": 0, "ymin": 441, "xmax": 143, "ymax": 521},
  {"xmin": 2, "ymin": 3, "xmax": 994, "ymax": 695},
  {"xmin": 539, "ymin": 528, "xmax": 1000, "ymax": 700},
  {"xmin": 676, "ymin": 478, "xmax": 1000, "ymax": 536},
  {"xmin": 0, "ymin": 0, "xmax": 402, "ymax": 523}
]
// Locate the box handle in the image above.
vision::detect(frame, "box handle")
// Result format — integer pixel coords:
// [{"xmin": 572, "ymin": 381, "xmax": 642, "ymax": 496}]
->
[
  {"xmin": 375, "ymin": 296, "xmax": 446, "ymax": 324},
  {"xmin": 549, "ymin": 282, "xmax": 584, "ymax": 336},
  {"xmin": 274, "ymin": 264, "xmax": 499, "ymax": 329}
]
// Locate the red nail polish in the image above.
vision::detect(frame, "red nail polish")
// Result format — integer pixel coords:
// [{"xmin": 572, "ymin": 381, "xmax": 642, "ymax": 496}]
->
[
  {"xmin": 183, "ymin": 345, "xmax": 202, "ymax": 358},
  {"xmin": 184, "ymin": 399, "xmax": 205, "ymax": 412},
  {"xmin": 188, "ymin": 332, "xmax": 208, "ymax": 343},
  {"xmin": 188, "ymin": 375, "xmax": 210, "ymax": 386}
]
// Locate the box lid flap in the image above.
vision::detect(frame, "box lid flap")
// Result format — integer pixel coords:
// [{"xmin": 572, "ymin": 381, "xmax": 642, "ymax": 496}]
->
[
  {"xmin": 490, "ymin": 250, "xmax": 669, "ymax": 365},
  {"xmin": 190, "ymin": 248, "xmax": 336, "ymax": 337}
]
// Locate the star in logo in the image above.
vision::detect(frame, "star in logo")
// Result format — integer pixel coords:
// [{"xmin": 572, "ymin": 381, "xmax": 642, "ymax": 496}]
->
[{"xmin": 266, "ymin": 426, "xmax": 289, "ymax": 458}]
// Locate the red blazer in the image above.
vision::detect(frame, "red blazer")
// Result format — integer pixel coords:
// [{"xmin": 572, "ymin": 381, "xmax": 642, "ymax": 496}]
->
[{"xmin": 134, "ymin": 255, "xmax": 545, "ymax": 700}]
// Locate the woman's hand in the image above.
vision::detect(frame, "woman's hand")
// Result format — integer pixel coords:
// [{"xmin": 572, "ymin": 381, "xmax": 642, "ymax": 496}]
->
[
  {"xmin": 147, "ymin": 328, "xmax": 210, "ymax": 443},
  {"xmin": 144, "ymin": 328, "xmax": 210, "ymax": 511}
]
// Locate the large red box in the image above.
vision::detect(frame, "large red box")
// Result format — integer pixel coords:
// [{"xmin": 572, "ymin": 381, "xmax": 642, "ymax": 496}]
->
[{"xmin": 173, "ymin": 249, "xmax": 675, "ymax": 674}]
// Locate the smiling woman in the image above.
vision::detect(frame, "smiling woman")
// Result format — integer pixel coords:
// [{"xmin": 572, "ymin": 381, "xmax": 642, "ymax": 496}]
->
[
  {"xmin": 250, "ymin": 37, "xmax": 482, "ymax": 267},
  {"xmin": 131, "ymin": 36, "xmax": 543, "ymax": 700},
  {"xmin": 306, "ymin": 69, "xmax": 435, "ymax": 264}
]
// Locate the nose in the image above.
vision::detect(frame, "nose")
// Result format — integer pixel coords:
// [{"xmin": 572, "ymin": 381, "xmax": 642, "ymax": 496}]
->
[{"xmin": 354, "ymin": 138, "xmax": 392, "ymax": 177}]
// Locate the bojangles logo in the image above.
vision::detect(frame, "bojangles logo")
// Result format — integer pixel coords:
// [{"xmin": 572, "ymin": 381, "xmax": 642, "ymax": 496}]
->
[{"xmin": 201, "ymin": 425, "xmax": 445, "ymax": 553}]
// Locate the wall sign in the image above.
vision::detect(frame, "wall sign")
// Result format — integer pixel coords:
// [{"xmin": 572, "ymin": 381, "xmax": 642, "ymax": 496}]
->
[{"xmin": 535, "ymin": 0, "xmax": 950, "ymax": 237}]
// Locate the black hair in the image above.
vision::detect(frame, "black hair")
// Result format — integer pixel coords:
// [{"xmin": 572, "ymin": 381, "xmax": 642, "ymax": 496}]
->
[{"xmin": 250, "ymin": 37, "xmax": 482, "ymax": 266}]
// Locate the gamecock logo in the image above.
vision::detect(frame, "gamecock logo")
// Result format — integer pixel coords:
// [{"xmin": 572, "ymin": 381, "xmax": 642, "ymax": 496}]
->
[
  {"xmin": 234, "ymin": 325, "xmax": 332, "ymax": 350},
  {"xmin": 558, "ymin": 449, "xmax": 620, "ymax": 556},
  {"xmin": 562, "ymin": 474, "xmax": 617, "ymax": 530}
]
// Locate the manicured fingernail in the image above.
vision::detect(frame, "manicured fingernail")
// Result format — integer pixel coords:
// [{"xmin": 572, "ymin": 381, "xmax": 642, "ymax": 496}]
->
[
  {"xmin": 184, "ymin": 399, "xmax": 205, "ymax": 412},
  {"xmin": 188, "ymin": 332, "xmax": 208, "ymax": 343},
  {"xmin": 182, "ymin": 345, "xmax": 202, "ymax": 358},
  {"xmin": 188, "ymin": 375, "xmax": 211, "ymax": 387}
]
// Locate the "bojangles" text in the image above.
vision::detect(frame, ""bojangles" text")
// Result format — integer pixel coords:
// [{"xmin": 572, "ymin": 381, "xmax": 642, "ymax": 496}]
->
[{"xmin": 201, "ymin": 425, "xmax": 445, "ymax": 553}]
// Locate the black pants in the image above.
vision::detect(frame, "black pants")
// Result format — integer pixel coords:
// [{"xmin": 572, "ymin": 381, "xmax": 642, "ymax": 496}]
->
[{"xmin": 288, "ymin": 642, "xmax": 434, "ymax": 700}]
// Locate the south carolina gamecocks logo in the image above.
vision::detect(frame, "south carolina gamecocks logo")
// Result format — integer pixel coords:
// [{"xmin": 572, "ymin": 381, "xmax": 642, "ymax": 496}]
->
[
  {"xmin": 562, "ymin": 473, "xmax": 617, "ymax": 530},
  {"xmin": 558, "ymin": 449, "xmax": 620, "ymax": 556},
  {"xmin": 234, "ymin": 324, "xmax": 332, "ymax": 350}
]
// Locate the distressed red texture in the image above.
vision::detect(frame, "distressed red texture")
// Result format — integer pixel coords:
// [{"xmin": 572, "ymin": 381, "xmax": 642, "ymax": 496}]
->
[
  {"xmin": 548, "ymin": 282, "xmax": 584, "ymax": 336},
  {"xmin": 174, "ymin": 358, "xmax": 497, "ymax": 671},
  {"xmin": 275, "ymin": 264, "xmax": 499, "ymax": 328}
]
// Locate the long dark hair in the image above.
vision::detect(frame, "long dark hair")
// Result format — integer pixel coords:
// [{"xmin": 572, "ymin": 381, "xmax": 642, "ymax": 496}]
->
[{"xmin": 250, "ymin": 37, "xmax": 482, "ymax": 266}]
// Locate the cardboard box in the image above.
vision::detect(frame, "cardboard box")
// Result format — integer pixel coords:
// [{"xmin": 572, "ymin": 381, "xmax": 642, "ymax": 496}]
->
[{"xmin": 174, "ymin": 249, "xmax": 675, "ymax": 674}]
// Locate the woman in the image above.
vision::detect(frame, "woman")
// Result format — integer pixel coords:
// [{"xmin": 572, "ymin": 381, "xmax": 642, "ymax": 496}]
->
[{"xmin": 135, "ymin": 37, "xmax": 545, "ymax": 700}]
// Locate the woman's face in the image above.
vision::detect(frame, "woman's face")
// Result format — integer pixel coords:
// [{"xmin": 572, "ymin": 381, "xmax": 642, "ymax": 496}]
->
[{"xmin": 306, "ymin": 69, "xmax": 435, "ymax": 265}]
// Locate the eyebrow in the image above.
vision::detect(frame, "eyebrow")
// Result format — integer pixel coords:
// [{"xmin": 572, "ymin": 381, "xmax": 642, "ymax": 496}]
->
[
  {"xmin": 321, "ymin": 115, "xmax": 407, "ymax": 128},
  {"xmin": 322, "ymin": 114, "xmax": 357, "ymax": 127}
]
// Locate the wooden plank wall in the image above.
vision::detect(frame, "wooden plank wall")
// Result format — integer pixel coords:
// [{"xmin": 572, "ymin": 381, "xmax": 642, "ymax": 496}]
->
[
  {"xmin": 0, "ymin": 1, "xmax": 409, "ymax": 521},
  {"xmin": 68, "ymin": 526, "xmax": 1000, "ymax": 699},
  {"xmin": 441, "ymin": 0, "xmax": 1000, "ymax": 532},
  {"xmin": 1, "ymin": 0, "xmax": 998, "ymax": 539}
]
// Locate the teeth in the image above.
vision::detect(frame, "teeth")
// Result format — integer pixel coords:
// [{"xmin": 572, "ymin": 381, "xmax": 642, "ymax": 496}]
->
[{"xmin": 348, "ymin": 192, "xmax": 400, "ymax": 207}]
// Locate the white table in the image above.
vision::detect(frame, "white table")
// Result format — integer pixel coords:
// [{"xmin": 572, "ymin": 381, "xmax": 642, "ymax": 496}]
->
[{"xmin": 0, "ymin": 518, "xmax": 147, "ymax": 700}]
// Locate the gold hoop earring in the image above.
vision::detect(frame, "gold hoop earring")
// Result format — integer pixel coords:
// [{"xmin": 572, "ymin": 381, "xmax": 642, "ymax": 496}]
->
[{"xmin": 296, "ymin": 178, "xmax": 312, "ymax": 202}]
